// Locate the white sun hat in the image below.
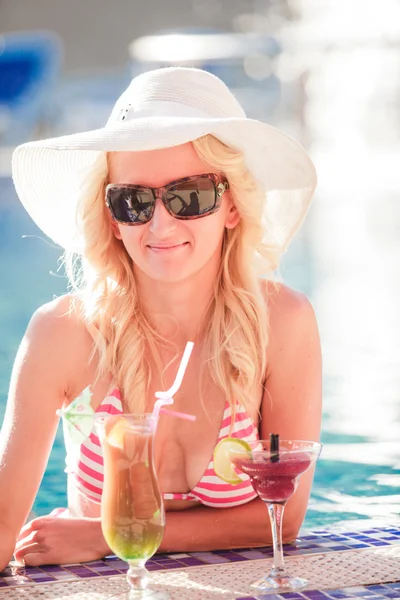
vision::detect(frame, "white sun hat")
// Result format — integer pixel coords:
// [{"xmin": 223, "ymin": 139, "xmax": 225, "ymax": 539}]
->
[{"xmin": 12, "ymin": 66, "xmax": 317, "ymax": 254}]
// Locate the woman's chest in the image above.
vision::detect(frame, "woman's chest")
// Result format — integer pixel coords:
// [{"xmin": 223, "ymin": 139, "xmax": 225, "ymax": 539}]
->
[
  {"xmin": 151, "ymin": 379, "xmax": 262, "ymax": 494},
  {"xmin": 72, "ymin": 354, "xmax": 262, "ymax": 504},
  {"xmin": 153, "ymin": 383, "xmax": 227, "ymax": 493}
]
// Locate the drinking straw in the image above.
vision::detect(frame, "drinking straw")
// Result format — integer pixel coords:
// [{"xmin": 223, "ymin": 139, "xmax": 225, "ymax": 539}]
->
[
  {"xmin": 159, "ymin": 408, "xmax": 196, "ymax": 421},
  {"xmin": 152, "ymin": 341, "xmax": 194, "ymax": 420},
  {"xmin": 270, "ymin": 433, "xmax": 280, "ymax": 463}
]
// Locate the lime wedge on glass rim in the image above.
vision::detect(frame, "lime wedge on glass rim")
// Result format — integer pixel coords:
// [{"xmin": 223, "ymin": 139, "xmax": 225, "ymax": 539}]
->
[{"xmin": 213, "ymin": 437, "xmax": 252, "ymax": 484}]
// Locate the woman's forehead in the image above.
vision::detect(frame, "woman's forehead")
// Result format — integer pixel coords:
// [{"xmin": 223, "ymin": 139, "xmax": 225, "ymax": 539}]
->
[{"xmin": 107, "ymin": 143, "xmax": 218, "ymax": 186}]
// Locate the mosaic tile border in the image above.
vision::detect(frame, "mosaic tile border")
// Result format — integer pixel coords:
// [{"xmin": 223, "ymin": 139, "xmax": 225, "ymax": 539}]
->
[
  {"xmin": 0, "ymin": 526, "xmax": 399, "ymax": 593},
  {"xmin": 0, "ymin": 549, "xmax": 399, "ymax": 600},
  {"xmin": 236, "ymin": 582, "xmax": 400, "ymax": 600}
]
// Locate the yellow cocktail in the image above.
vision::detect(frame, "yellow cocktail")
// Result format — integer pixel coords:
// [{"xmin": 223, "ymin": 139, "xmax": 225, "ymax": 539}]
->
[{"xmin": 96, "ymin": 414, "xmax": 167, "ymax": 599}]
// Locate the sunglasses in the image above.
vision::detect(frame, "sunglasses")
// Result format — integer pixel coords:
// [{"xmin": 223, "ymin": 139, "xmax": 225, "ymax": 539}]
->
[{"xmin": 105, "ymin": 173, "xmax": 229, "ymax": 225}]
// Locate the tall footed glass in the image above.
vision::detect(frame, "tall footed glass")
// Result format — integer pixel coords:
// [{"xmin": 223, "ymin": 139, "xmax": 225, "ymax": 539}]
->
[
  {"xmin": 95, "ymin": 414, "xmax": 168, "ymax": 600},
  {"xmin": 231, "ymin": 439, "xmax": 322, "ymax": 593}
]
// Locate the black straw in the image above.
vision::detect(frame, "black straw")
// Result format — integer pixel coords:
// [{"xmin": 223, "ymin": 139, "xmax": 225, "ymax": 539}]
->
[{"xmin": 270, "ymin": 433, "xmax": 280, "ymax": 463}]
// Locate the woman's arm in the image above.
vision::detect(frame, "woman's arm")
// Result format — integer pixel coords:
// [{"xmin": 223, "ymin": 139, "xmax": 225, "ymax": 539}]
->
[
  {"xmin": 0, "ymin": 297, "xmax": 82, "ymax": 570},
  {"xmin": 0, "ymin": 520, "xmax": 19, "ymax": 570},
  {"xmin": 261, "ymin": 283, "xmax": 323, "ymax": 539},
  {"xmin": 13, "ymin": 495, "xmax": 271, "ymax": 565},
  {"xmin": 161, "ymin": 498, "xmax": 272, "ymax": 553}
]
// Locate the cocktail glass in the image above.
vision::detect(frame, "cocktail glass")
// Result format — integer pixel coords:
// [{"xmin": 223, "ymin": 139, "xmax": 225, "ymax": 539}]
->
[
  {"xmin": 230, "ymin": 439, "xmax": 322, "ymax": 593},
  {"xmin": 95, "ymin": 414, "xmax": 168, "ymax": 599}
]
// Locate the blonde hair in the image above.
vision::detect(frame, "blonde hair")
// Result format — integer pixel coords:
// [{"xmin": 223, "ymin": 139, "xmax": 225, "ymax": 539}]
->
[{"xmin": 65, "ymin": 135, "xmax": 279, "ymax": 415}]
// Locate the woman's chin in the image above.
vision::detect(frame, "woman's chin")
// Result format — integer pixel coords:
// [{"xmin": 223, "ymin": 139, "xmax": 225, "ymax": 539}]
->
[{"xmin": 146, "ymin": 269, "xmax": 195, "ymax": 285}]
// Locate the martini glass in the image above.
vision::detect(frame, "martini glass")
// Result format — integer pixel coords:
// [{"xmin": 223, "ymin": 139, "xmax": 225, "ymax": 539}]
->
[
  {"xmin": 95, "ymin": 414, "xmax": 168, "ymax": 599},
  {"xmin": 231, "ymin": 439, "xmax": 322, "ymax": 593}
]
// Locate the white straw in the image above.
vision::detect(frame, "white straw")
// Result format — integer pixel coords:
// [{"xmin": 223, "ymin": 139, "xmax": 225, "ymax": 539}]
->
[
  {"xmin": 152, "ymin": 341, "xmax": 194, "ymax": 420},
  {"xmin": 155, "ymin": 341, "xmax": 194, "ymax": 399}
]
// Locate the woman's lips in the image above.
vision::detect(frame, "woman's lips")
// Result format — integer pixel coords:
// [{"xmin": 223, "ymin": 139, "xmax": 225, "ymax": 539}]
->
[{"xmin": 147, "ymin": 242, "xmax": 189, "ymax": 252}]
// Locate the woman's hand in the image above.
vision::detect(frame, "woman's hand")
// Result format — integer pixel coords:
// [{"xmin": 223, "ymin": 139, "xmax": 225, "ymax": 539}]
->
[{"xmin": 14, "ymin": 510, "xmax": 109, "ymax": 566}]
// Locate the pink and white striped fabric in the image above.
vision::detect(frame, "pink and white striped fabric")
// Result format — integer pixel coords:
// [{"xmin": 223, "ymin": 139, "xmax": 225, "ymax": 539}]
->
[{"xmin": 64, "ymin": 389, "xmax": 259, "ymax": 508}]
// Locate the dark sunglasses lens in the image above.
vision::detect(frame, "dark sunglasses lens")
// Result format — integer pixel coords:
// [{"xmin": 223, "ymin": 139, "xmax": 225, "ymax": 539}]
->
[
  {"xmin": 166, "ymin": 178, "xmax": 216, "ymax": 217},
  {"xmin": 108, "ymin": 188, "xmax": 154, "ymax": 223}
]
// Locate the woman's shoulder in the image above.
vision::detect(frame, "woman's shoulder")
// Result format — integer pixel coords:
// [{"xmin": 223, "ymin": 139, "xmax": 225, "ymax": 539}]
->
[
  {"xmin": 25, "ymin": 293, "xmax": 90, "ymax": 352},
  {"xmin": 261, "ymin": 279, "xmax": 318, "ymax": 343},
  {"xmin": 28, "ymin": 293, "xmax": 85, "ymax": 331},
  {"xmin": 25, "ymin": 294, "xmax": 98, "ymax": 395},
  {"xmin": 260, "ymin": 279, "xmax": 320, "ymax": 378},
  {"xmin": 262, "ymin": 279, "xmax": 314, "ymax": 315}
]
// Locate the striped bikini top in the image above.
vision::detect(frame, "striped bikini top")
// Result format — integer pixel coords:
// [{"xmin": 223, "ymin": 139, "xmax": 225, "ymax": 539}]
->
[{"xmin": 64, "ymin": 389, "xmax": 259, "ymax": 508}]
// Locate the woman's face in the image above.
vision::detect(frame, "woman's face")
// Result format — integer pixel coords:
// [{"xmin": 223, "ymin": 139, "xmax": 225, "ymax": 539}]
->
[{"xmin": 107, "ymin": 143, "xmax": 239, "ymax": 284}]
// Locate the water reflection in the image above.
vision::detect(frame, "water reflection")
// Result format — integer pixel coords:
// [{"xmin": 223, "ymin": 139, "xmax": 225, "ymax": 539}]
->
[{"xmin": 287, "ymin": 0, "xmax": 400, "ymax": 524}]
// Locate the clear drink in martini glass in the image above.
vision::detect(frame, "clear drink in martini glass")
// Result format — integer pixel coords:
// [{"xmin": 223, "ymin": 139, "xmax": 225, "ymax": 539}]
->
[{"xmin": 230, "ymin": 438, "xmax": 322, "ymax": 593}]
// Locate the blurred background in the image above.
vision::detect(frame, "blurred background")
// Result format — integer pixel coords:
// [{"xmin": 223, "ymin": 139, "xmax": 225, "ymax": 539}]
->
[{"xmin": 0, "ymin": 0, "xmax": 399, "ymax": 529}]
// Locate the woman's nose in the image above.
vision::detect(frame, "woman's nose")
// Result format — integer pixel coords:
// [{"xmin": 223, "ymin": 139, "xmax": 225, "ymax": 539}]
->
[{"xmin": 148, "ymin": 197, "xmax": 177, "ymax": 236}]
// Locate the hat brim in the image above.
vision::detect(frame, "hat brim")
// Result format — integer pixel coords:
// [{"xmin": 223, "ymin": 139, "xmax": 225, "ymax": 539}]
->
[{"xmin": 12, "ymin": 116, "xmax": 317, "ymax": 252}]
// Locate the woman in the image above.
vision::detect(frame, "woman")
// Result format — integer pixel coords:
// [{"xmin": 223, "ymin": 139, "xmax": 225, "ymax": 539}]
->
[{"xmin": 0, "ymin": 67, "xmax": 322, "ymax": 569}]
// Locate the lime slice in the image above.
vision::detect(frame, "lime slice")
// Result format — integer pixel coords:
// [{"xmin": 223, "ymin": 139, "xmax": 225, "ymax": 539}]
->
[
  {"xmin": 213, "ymin": 437, "xmax": 252, "ymax": 484},
  {"xmin": 106, "ymin": 418, "xmax": 127, "ymax": 449}
]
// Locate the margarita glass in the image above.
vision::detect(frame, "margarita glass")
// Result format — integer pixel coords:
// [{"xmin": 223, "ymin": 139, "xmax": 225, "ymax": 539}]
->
[
  {"xmin": 229, "ymin": 439, "xmax": 322, "ymax": 593},
  {"xmin": 95, "ymin": 414, "xmax": 168, "ymax": 600}
]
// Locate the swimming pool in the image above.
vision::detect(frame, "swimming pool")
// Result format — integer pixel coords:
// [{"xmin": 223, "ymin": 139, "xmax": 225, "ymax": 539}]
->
[{"xmin": 1, "ymin": 169, "xmax": 399, "ymax": 529}]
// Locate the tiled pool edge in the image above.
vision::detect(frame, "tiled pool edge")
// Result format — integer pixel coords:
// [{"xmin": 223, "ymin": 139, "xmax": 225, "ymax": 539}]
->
[
  {"xmin": 0, "ymin": 550, "xmax": 400, "ymax": 600},
  {"xmin": 0, "ymin": 525, "xmax": 399, "ymax": 594}
]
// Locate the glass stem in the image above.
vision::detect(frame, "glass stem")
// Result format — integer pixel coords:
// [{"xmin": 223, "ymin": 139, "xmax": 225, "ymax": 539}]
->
[
  {"xmin": 127, "ymin": 560, "xmax": 148, "ymax": 593},
  {"xmin": 267, "ymin": 502, "xmax": 287, "ymax": 574}
]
